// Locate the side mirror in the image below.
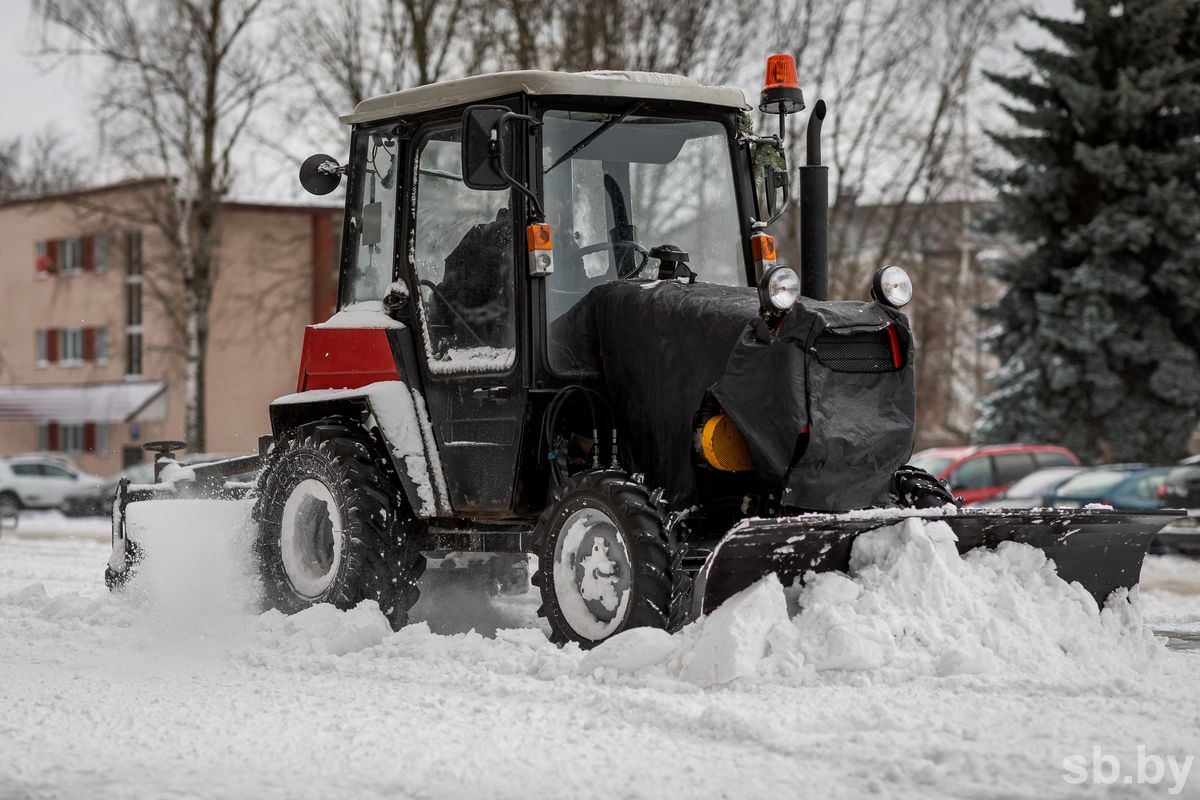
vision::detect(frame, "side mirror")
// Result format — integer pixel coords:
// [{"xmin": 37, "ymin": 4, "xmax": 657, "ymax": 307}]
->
[
  {"xmin": 299, "ymin": 153, "xmax": 343, "ymax": 195},
  {"xmin": 764, "ymin": 167, "xmax": 789, "ymax": 219},
  {"xmin": 462, "ymin": 105, "xmax": 517, "ymax": 190}
]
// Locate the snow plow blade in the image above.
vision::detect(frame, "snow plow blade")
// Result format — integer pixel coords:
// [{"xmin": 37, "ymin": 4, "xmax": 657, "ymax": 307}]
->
[{"xmin": 690, "ymin": 508, "xmax": 1181, "ymax": 619}]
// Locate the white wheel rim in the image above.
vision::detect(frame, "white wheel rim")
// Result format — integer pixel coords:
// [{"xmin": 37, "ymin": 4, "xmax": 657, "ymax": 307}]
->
[
  {"xmin": 553, "ymin": 506, "xmax": 632, "ymax": 641},
  {"xmin": 280, "ymin": 478, "xmax": 343, "ymax": 598}
]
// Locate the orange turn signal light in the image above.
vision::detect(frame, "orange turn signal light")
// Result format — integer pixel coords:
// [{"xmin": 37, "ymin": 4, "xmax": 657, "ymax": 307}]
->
[
  {"xmin": 763, "ymin": 54, "xmax": 799, "ymax": 90},
  {"xmin": 526, "ymin": 223, "xmax": 553, "ymax": 251}
]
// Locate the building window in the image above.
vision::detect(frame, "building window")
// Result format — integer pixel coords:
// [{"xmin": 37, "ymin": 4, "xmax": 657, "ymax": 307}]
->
[
  {"xmin": 35, "ymin": 241, "xmax": 50, "ymax": 278},
  {"xmin": 36, "ymin": 424, "xmax": 49, "ymax": 451},
  {"xmin": 126, "ymin": 331, "xmax": 143, "ymax": 377},
  {"xmin": 95, "ymin": 422, "xmax": 109, "ymax": 454},
  {"xmin": 60, "ymin": 424, "xmax": 85, "ymax": 453},
  {"xmin": 60, "ymin": 237, "xmax": 82, "ymax": 275},
  {"xmin": 126, "ymin": 230, "xmax": 142, "ymax": 276},
  {"xmin": 96, "ymin": 328, "xmax": 109, "ymax": 363},
  {"xmin": 126, "ymin": 230, "xmax": 144, "ymax": 378},
  {"xmin": 94, "ymin": 235, "xmax": 108, "ymax": 273},
  {"xmin": 36, "ymin": 330, "xmax": 48, "ymax": 367},
  {"xmin": 60, "ymin": 328, "xmax": 84, "ymax": 364}
]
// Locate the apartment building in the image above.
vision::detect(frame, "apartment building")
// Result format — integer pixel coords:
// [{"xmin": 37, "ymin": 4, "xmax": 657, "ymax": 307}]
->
[{"xmin": 0, "ymin": 179, "xmax": 341, "ymax": 474}]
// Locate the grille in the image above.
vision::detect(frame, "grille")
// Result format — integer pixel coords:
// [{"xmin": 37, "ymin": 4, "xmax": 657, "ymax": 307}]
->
[{"xmin": 812, "ymin": 327, "xmax": 901, "ymax": 373}]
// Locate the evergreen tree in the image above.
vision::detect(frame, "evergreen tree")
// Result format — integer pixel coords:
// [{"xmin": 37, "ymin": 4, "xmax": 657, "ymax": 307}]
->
[{"xmin": 978, "ymin": 0, "xmax": 1200, "ymax": 462}]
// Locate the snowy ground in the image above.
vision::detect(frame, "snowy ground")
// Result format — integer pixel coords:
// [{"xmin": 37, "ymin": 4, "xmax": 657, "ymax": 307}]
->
[{"xmin": 1, "ymin": 509, "xmax": 1199, "ymax": 799}]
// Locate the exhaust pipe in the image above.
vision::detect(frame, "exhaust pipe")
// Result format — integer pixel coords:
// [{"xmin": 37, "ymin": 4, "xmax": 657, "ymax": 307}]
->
[{"xmin": 799, "ymin": 100, "xmax": 828, "ymax": 301}]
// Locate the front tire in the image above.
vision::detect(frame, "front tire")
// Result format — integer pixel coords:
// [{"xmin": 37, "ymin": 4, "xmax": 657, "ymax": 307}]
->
[
  {"xmin": 532, "ymin": 471, "xmax": 672, "ymax": 648},
  {"xmin": 253, "ymin": 420, "xmax": 425, "ymax": 629}
]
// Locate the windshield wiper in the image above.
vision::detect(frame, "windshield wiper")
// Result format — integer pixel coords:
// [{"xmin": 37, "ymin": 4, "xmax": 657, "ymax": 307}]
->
[{"xmin": 544, "ymin": 102, "xmax": 642, "ymax": 174}]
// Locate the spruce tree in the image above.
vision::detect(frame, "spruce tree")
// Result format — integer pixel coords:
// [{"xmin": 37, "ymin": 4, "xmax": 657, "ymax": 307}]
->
[{"xmin": 978, "ymin": 0, "xmax": 1200, "ymax": 462}]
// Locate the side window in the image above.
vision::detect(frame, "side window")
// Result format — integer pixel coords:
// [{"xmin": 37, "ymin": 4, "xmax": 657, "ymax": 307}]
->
[
  {"xmin": 9, "ymin": 464, "xmax": 42, "ymax": 477},
  {"xmin": 993, "ymin": 453, "xmax": 1036, "ymax": 485},
  {"xmin": 412, "ymin": 127, "xmax": 515, "ymax": 374},
  {"xmin": 41, "ymin": 464, "xmax": 76, "ymax": 479},
  {"xmin": 950, "ymin": 457, "xmax": 994, "ymax": 490},
  {"xmin": 344, "ymin": 125, "xmax": 400, "ymax": 305},
  {"xmin": 1035, "ymin": 451, "xmax": 1074, "ymax": 468}
]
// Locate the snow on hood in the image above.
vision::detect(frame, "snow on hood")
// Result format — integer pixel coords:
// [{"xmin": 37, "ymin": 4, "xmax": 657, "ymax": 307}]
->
[{"xmin": 314, "ymin": 301, "xmax": 405, "ymax": 329}]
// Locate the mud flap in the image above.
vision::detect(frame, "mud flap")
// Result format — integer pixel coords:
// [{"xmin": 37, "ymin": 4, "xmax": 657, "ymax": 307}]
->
[{"xmin": 689, "ymin": 508, "xmax": 1182, "ymax": 621}]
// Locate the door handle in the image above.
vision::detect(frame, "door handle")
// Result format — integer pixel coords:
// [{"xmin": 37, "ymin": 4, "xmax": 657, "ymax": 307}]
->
[{"xmin": 472, "ymin": 386, "xmax": 510, "ymax": 401}]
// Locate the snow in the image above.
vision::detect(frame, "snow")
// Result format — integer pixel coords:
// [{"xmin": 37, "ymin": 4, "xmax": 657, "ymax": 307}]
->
[
  {"xmin": 312, "ymin": 300, "xmax": 405, "ymax": 329},
  {"xmin": 1, "ymin": 514, "xmax": 1198, "ymax": 798},
  {"xmin": 426, "ymin": 345, "xmax": 517, "ymax": 375}
]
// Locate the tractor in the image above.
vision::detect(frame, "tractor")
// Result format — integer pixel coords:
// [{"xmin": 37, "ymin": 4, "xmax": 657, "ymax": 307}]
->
[{"xmin": 107, "ymin": 58, "xmax": 1179, "ymax": 648}]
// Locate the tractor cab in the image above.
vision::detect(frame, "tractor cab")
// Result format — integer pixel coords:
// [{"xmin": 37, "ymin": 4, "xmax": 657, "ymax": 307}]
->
[{"xmin": 294, "ymin": 70, "xmax": 774, "ymax": 517}]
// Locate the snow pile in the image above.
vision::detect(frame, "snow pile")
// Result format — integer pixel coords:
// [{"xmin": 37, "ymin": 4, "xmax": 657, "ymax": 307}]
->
[
  {"xmin": 580, "ymin": 517, "xmax": 1164, "ymax": 687},
  {"xmin": 255, "ymin": 601, "xmax": 393, "ymax": 656}
]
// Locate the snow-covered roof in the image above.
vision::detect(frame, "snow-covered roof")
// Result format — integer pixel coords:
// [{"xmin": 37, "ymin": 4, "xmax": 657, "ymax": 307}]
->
[
  {"xmin": 0, "ymin": 381, "xmax": 167, "ymax": 424},
  {"xmin": 340, "ymin": 70, "xmax": 749, "ymax": 125}
]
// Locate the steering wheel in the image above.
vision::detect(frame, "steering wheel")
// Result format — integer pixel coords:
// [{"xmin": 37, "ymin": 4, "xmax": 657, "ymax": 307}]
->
[{"xmin": 576, "ymin": 240, "xmax": 650, "ymax": 279}]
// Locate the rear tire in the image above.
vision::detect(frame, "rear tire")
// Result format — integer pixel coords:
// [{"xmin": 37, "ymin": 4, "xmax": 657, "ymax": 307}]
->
[
  {"xmin": 253, "ymin": 420, "xmax": 426, "ymax": 629},
  {"xmin": 0, "ymin": 492, "xmax": 19, "ymax": 533},
  {"xmin": 532, "ymin": 471, "xmax": 672, "ymax": 648}
]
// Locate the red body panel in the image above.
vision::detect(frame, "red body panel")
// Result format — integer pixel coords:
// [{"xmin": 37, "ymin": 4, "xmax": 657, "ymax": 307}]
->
[{"xmin": 296, "ymin": 326, "xmax": 401, "ymax": 392}]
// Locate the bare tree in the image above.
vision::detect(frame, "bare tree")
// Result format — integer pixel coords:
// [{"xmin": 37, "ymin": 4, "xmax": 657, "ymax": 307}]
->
[
  {"xmin": 476, "ymin": 0, "xmax": 757, "ymax": 80},
  {"xmin": 0, "ymin": 127, "xmax": 81, "ymax": 201},
  {"xmin": 281, "ymin": 0, "xmax": 476, "ymax": 144},
  {"xmin": 33, "ymin": 0, "xmax": 284, "ymax": 451}
]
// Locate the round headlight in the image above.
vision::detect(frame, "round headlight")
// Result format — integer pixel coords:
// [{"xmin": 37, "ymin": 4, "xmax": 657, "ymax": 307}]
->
[
  {"xmin": 872, "ymin": 265, "xmax": 912, "ymax": 308},
  {"xmin": 759, "ymin": 265, "xmax": 801, "ymax": 312}
]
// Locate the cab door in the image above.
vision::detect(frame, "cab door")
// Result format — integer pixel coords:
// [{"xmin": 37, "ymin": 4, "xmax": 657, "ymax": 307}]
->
[{"xmin": 404, "ymin": 119, "xmax": 525, "ymax": 514}]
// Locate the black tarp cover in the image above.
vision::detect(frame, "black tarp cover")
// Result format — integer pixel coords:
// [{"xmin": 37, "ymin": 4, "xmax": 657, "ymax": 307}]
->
[{"xmin": 553, "ymin": 280, "xmax": 915, "ymax": 512}]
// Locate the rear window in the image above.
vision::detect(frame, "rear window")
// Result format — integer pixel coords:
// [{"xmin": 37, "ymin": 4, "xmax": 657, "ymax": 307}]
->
[
  {"xmin": 1035, "ymin": 451, "xmax": 1075, "ymax": 468},
  {"xmin": 1054, "ymin": 470, "xmax": 1130, "ymax": 497},
  {"xmin": 993, "ymin": 453, "xmax": 1037, "ymax": 485},
  {"xmin": 1166, "ymin": 465, "xmax": 1200, "ymax": 484},
  {"xmin": 1131, "ymin": 471, "xmax": 1169, "ymax": 499},
  {"xmin": 1003, "ymin": 467, "xmax": 1080, "ymax": 497},
  {"xmin": 910, "ymin": 455, "xmax": 954, "ymax": 477},
  {"xmin": 950, "ymin": 456, "xmax": 994, "ymax": 489}
]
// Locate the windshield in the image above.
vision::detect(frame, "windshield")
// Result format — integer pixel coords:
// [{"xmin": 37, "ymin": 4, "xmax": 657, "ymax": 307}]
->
[
  {"xmin": 909, "ymin": 455, "xmax": 954, "ymax": 477},
  {"xmin": 1053, "ymin": 469, "xmax": 1135, "ymax": 497},
  {"xmin": 541, "ymin": 110, "xmax": 746, "ymax": 373},
  {"xmin": 1003, "ymin": 467, "xmax": 1080, "ymax": 497}
]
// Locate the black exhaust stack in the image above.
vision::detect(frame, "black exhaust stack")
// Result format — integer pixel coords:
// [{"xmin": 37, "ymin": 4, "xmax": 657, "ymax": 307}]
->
[{"xmin": 799, "ymin": 100, "xmax": 828, "ymax": 300}]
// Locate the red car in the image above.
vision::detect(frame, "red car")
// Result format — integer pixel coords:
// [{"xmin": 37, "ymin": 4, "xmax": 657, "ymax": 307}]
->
[{"xmin": 909, "ymin": 444, "xmax": 1081, "ymax": 506}]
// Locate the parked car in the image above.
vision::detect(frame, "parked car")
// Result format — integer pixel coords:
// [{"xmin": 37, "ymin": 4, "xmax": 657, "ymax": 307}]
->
[
  {"xmin": 1043, "ymin": 464, "xmax": 1173, "ymax": 510},
  {"xmin": 1158, "ymin": 463, "xmax": 1200, "ymax": 510},
  {"xmin": 909, "ymin": 444, "xmax": 1081, "ymax": 505},
  {"xmin": 1152, "ymin": 462, "xmax": 1200, "ymax": 555},
  {"xmin": 61, "ymin": 453, "xmax": 258, "ymax": 517},
  {"xmin": 972, "ymin": 466, "xmax": 1085, "ymax": 509},
  {"xmin": 0, "ymin": 455, "xmax": 104, "ymax": 515}
]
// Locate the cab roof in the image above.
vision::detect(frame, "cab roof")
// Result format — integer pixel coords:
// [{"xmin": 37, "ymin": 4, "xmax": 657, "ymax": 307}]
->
[{"xmin": 340, "ymin": 69, "xmax": 750, "ymax": 126}]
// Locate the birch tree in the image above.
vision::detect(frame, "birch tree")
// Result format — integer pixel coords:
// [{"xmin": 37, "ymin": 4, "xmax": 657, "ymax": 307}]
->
[{"xmin": 33, "ymin": 0, "xmax": 283, "ymax": 451}]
